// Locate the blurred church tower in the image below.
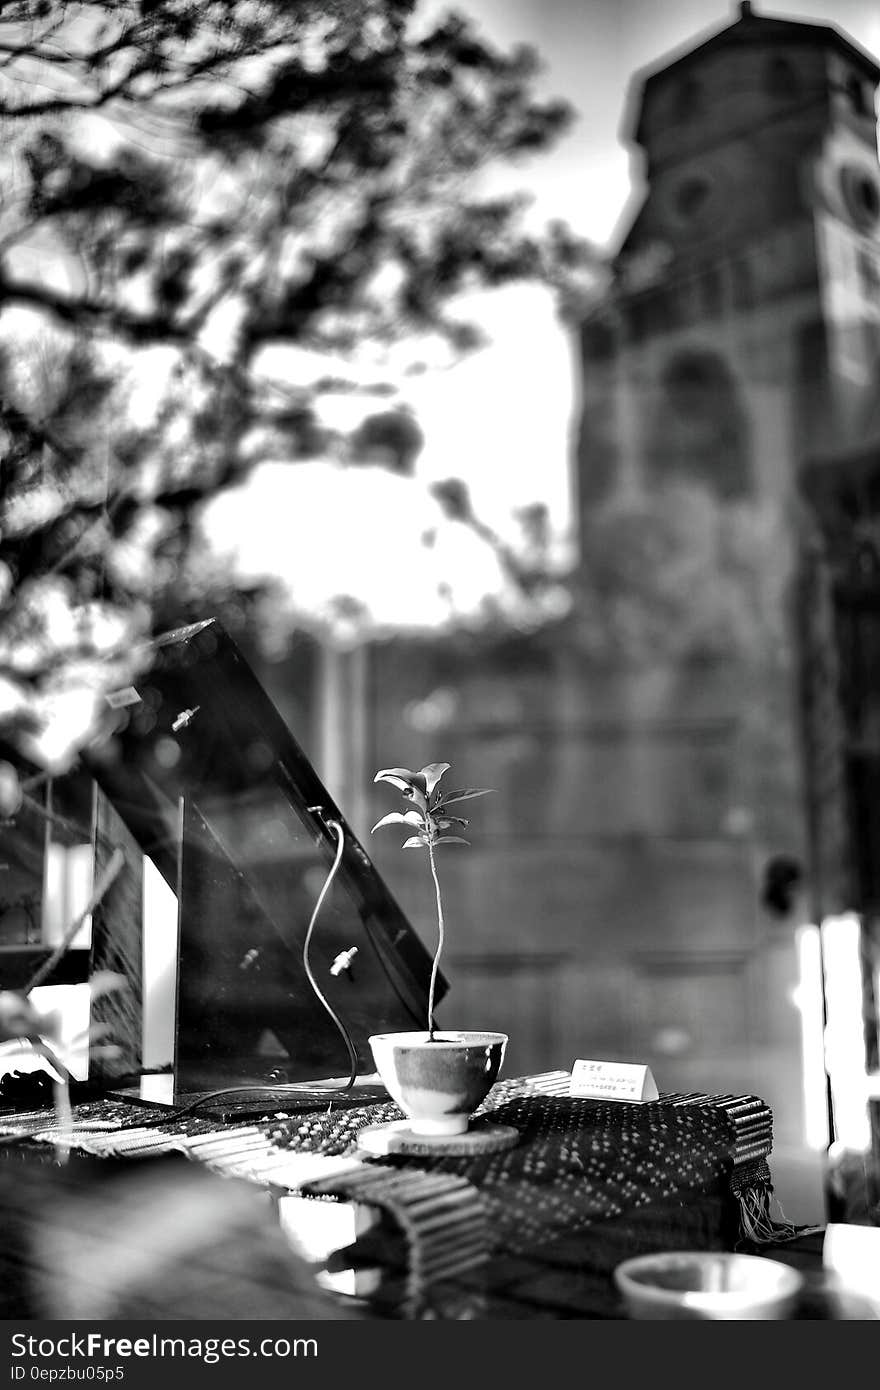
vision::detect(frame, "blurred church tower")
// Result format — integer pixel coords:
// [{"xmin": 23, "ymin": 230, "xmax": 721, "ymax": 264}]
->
[
  {"xmin": 361, "ymin": 4, "xmax": 880, "ymax": 1225},
  {"xmin": 576, "ymin": 1, "xmax": 880, "ymax": 1219},
  {"xmin": 579, "ymin": 0, "xmax": 880, "ymax": 510}
]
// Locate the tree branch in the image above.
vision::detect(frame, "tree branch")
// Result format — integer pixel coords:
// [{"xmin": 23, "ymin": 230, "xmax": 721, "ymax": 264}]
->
[{"xmin": 0, "ymin": 273, "xmax": 192, "ymax": 344}]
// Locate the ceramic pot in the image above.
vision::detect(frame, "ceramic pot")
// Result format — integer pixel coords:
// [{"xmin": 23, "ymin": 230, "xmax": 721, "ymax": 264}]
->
[
  {"xmin": 369, "ymin": 1030, "xmax": 508, "ymax": 1136},
  {"xmin": 613, "ymin": 1251, "xmax": 804, "ymax": 1320}
]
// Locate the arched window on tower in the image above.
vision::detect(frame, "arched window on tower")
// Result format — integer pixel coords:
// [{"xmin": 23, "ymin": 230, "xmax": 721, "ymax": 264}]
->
[
  {"xmin": 767, "ymin": 55, "xmax": 799, "ymax": 98},
  {"xmin": 845, "ymin": 72, "xmax": 872, "ymax": 118},
  {"xmin": 646, "ymin": 351, "xmax": 752, "ymax": 499},
  {"xmin": 674, "ymin": 76, "xmax": 703, "ymax": 123}
]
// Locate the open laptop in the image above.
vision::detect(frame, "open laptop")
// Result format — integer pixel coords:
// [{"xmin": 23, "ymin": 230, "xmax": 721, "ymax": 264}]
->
[{"xmin": 83, "ymin": 618, "xmax": 443, "ymax": 1120}]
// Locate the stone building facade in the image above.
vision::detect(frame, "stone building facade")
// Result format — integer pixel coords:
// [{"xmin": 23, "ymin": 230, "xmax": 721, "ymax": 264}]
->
[{"xmin": 266, "ymin": 4, "xmax": 880, "ymax": 1221}]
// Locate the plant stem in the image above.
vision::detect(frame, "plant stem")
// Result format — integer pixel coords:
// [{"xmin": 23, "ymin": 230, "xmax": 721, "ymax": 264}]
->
[{"xmin": 426, "ymin": 836, "xmax": 444, "ymax": 1042}]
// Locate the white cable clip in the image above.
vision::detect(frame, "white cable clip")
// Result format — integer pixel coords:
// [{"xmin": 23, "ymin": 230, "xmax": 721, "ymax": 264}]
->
[{"xmin": 330, "ymin": 947, "xmax": 358, "ymax": 977}]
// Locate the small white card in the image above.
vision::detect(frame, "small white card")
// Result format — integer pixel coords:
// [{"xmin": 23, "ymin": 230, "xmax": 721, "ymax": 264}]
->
[{"xmin": 569, "ymin": 1059, "xmax": 659, "ymax": 1103}]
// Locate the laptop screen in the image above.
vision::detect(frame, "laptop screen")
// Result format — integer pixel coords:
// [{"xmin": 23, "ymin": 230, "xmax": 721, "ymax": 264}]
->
[{"xmin": 84, "ymin": 618, "xmax": 441, "ymax": 1110}]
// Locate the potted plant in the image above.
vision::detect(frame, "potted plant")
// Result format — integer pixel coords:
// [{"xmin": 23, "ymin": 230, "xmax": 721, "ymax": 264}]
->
[{"xmin": 368, "ymin": 762, "xmax": 507, "ymax": 1137}]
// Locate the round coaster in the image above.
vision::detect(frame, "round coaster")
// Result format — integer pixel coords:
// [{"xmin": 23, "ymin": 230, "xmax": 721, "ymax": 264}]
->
[{"xmin": 356, "ymin": 1119, "xmax": 520, "ymax": 1158}]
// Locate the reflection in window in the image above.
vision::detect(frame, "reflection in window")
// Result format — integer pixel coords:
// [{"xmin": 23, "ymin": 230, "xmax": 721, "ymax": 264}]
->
[
  {"xmin": 646, "ymin": 351, "xmax": 752, "ymax": 499},
  {"xmin": 0, "ymin": 764, "xmax": 94, "ymax": 952}
]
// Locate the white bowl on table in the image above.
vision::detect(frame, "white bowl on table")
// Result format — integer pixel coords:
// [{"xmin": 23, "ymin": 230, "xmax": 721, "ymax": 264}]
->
[{"xmin": 613, "ymin": 1250, "xmax": 804, "ymax": 1320}]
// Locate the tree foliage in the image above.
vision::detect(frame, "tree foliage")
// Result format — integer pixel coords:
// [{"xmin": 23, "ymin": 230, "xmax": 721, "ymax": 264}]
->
[
  {"xmin": 1, "ymin": 1, "xmax": 573, "ymax": 356},
  {"xmin": 0, "ymin": 0, "xmax": 582, "ymax": 768}
]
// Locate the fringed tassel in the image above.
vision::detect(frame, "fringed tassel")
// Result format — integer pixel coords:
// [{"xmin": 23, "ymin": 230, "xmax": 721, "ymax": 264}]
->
[{"xmin": 732, "ymin": 1160, "xmax": 824, "ymax": 1247}]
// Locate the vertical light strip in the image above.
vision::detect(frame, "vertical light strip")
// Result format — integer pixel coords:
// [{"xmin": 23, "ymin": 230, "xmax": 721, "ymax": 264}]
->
[
  {"xmin": 793, "ymin": 924, "xmax": 829, "ymax": 1151},
  {"xmin": 141, "ymin": 855, "xmax": 178, "ymax": 1070},
  {"xmin": 821, "ymin": 914, "xmax": 869, "ymax": 1152},
  {"xmin": 42, "ymin": 843, "xmax": 94, "ymax": 949}
]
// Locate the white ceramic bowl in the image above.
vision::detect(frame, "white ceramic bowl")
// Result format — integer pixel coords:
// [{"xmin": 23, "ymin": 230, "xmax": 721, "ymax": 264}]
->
[
  {"xmin": 369, "ymin": 1030, "xmax": 507, "ymax": 1136},
  {"xmin": 614, "ymin": 1250, "xmax": 804, "ymax": 1320}
]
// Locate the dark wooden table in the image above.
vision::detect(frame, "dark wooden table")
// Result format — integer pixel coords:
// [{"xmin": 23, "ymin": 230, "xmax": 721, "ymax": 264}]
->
[{"xmin": 4, "ymin": 1077, "xmax": 875, "ymax": 1320}]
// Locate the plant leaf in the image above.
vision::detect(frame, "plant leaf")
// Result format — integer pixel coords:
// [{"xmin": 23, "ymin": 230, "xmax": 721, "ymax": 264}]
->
[
  {"xmin": 374, "ymin": 766, "xmax": 428, "ymax": 811},
  {"xmin": 374, "ymin": 767, "xmax": 418, "ymax": 791},
  {"xmin": 434, "ymin": 816, "xmax": 469, "ymax": 830},
  {"xmin": 401, "ymin": 835, "xmax": 428, "ymax": 849},
  {"xmin": 436, "ymin": 788, "xmax": 494, "ymax": 807},
  {"xmin": 434, "ymin": 835, "xmax": 470, "ymax": 845},
  {"xmin": 402, "ymin": 783, "xmax": 428, "ymax": 808},
  {"xmin": 418, "ymin": 762, "xmax": 451, "ymax": 797},
  {"xmin": 371, "ymin": 810, "xmax": 424, "ymax": 833}
]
